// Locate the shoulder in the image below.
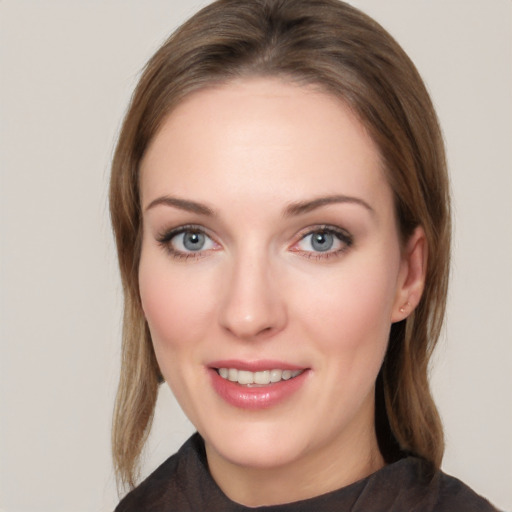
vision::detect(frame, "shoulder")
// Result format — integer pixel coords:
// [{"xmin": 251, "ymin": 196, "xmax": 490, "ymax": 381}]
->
[
  {"xmin": 433, "ymin": 469, "xmax": 500, "ymax": 512},
  {"xmin": 375, "ymin": 457, "xmax": 500, "ymax": 512},
  {"xmin": 114, "ymin": 434, "xmax": 204, "ymax": 512}
]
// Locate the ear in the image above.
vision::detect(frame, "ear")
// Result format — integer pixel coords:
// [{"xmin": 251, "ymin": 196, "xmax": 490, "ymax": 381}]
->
[{"xmin": 391, "ymin": 226, "xmax": 428, "ymax": 323}]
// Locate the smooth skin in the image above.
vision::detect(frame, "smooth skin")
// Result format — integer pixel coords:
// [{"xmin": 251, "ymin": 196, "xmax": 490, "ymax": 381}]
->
[{"xmin": 138, "ymin": 78, "xmax": 427, "ymax": 507}]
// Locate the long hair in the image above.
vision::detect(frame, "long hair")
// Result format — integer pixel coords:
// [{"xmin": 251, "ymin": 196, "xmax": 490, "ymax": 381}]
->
[{"xmin": 110, "ymin": 0, "xmax": 450, "ymax": 490}]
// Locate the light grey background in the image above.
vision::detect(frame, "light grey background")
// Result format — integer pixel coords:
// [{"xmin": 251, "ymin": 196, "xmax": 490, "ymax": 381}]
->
[{"xmin": 0, "ymin": 1, "xmax": 510, "ymax": 511}]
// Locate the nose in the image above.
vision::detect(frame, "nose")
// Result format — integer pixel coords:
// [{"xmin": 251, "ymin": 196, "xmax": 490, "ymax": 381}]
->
[{"xmin": 218, "ymin": 251, "xmax": 287, "ymax": 340}]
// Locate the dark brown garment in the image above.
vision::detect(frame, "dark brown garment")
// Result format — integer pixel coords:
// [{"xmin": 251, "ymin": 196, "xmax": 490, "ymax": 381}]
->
[{"xmin": 115, "ymin": 433, "xmax": 499, "ymax": 512}]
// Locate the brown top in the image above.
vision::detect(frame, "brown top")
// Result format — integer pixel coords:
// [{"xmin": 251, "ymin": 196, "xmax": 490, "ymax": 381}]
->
[{"xmin": 115, "ymin": 433, "xmax": 499, "ymax": 512}]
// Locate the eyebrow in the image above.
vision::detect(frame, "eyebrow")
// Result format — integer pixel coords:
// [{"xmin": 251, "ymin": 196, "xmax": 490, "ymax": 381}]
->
[
  {"xmin": 144, "ymin": 194, "xmax": 374, "ymax": 217},
  {"xmin": 145, "ymin": 196, "xmax": 214, "ymax": 216},
  {"xmin": 284, "ymin": 195, "xmax": 374, "ymax": 217}
]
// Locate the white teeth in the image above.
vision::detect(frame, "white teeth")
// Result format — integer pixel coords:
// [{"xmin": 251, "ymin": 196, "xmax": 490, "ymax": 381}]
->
[
  {"xmin": 237, "ymin": 370, "xmax": 254, "ymax": 385},
  {"xmin": 254, "ymin": 370, "xmax": 270, "ymax": 384},
  {"xmin": 217, "ymin": 368, "xmax": 303, "ymax": 385},
  {"xmin": 270, "ymin": 369, "xmax": 282, "ymax": 383}
]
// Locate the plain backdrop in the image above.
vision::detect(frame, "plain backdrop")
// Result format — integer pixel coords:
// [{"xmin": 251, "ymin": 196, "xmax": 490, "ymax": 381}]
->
[{"xmin": 0, "ymin": 1, "xmax": 511, "ymax": 511}]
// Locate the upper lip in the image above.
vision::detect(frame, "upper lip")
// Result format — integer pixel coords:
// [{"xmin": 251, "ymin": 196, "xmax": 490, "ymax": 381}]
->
[{"xmin": 208, "ymin": 359, "xmax": 307, "ymax": 372}]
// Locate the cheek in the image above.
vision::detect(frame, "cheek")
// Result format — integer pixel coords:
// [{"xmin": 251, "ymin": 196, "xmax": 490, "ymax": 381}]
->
[
  {"xmin": 295, "ymin": 257, "xmax": 398, "ymax": 358},
  {"xmin": 138, "ymin": 250, "xmax": 215, "ymax": 362}
]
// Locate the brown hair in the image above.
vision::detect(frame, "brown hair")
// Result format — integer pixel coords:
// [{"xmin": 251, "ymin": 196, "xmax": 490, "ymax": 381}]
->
[{"xmin": 110, "ymin": 0, "xmax": 450, "ymax": 490}]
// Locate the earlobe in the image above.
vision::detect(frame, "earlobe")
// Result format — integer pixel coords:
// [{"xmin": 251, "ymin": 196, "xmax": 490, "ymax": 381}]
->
[
  {"xmin": 399, "ymin": 302, "xmax": 410, "ymax": 314},
  {"xmin": 392, "ymin": 226, "xmax": 428, "ymax": 323}
]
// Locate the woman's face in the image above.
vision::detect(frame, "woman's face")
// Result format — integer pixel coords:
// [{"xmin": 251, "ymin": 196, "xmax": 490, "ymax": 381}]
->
[{"xmin": 139, "ymin": 78, "xmax": 418, "ymax": 489}]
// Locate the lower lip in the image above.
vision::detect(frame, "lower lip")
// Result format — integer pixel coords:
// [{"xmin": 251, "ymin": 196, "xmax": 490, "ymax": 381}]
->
[{"xmin": 209, "ymin": 368, "xmax": 309, "ymax": 410}]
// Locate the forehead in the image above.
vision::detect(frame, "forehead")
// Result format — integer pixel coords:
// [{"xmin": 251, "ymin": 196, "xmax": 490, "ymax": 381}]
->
[{"xmin": 140, "ymin": 77, "xmax": 390, "ymax": 212}]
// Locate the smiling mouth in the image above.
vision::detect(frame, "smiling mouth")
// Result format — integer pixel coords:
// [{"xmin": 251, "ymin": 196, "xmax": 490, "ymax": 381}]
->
[{"xmin": 215, "ymin": 368, "xmax": 304, "ymax": 386}]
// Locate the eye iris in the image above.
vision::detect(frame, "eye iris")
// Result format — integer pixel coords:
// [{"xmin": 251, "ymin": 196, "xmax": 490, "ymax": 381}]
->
[
  {"xmin": 311, "ymin": 231, "xmax": 334, "ymax": 252},
  {"xmin": 183, "ymin": 231, "xmax": 205, "ymax": 251}
]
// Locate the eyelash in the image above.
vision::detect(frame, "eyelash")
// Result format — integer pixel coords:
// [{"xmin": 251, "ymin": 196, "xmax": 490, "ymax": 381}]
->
[{"xmin": 156, "ymin": 224, "xmax": 353, "ymax": 261}]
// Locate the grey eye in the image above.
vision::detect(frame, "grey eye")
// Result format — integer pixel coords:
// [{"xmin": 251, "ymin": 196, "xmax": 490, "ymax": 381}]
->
[
  {"xmin": 310, "ymin": 231, "xmax": 334, "ymax": 252},
  {"xmin": 295, "ymin": 227, "xmax": 352, "ymax": 256},
  {"xmin": 182, "ymin": 231, "xmax": 206, "ymax": 251}
]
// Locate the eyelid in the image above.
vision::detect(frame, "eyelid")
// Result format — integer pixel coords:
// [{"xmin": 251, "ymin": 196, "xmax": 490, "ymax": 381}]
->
[
  {"xmin": 156, "ymin": 224, "xmax": 207, "ymax": 242},
  {"xmin": 294, "ymin": 224, "xmax": 353, "ymax": 244}
]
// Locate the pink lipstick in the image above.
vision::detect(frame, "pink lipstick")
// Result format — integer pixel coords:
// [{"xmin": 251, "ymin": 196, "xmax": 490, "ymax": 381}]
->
[{"xmin": 208, "ymin": 360, "xmax": 309, "ymax": 410}]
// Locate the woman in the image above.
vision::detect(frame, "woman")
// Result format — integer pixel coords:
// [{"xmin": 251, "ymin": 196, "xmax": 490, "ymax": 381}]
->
[{"xmin": 110, "ymin": 0, "xmax": 498, "ymax": 510}]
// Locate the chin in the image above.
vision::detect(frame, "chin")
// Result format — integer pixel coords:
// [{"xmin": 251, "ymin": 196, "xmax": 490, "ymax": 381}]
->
[{"xmin": 204, "ymin": 424, "xmax": 310, "ymax": 469}]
